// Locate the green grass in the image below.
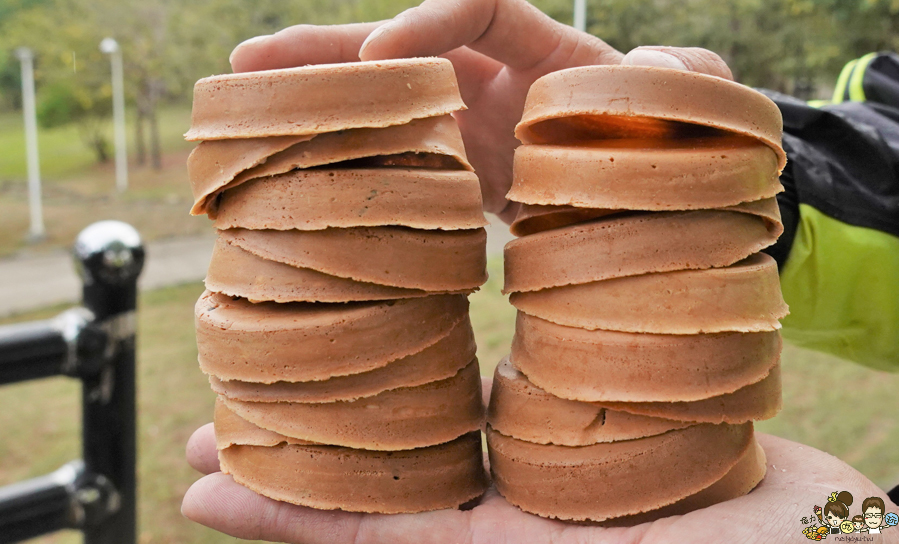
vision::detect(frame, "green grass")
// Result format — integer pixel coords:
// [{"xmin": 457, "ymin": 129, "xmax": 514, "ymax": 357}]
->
[
  {"xmin": 470, "ymin": 257, "xmax": 518, "ymax": 377},
  {"xmin": 0, "ymin": 106, "xmax": 213, "ymax": 258},
  {"xmin": 0, "ymin": 283, "xmax": 263, "ymax": 544},
  {"xmin": 0, "ymin": 106, "xmax": 194, "ymax": 182},
  {"xmin": 2, "ymin": 265, "xmax": 899, "ymax": 543},
  {"xmin": 757, "ymin": 344, "xmax": 899, "ymax": 488}
]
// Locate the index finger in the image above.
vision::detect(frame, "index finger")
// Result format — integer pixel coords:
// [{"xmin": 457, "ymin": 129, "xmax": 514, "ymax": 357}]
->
[
  {"xmin": 230, "ymin": 21, "xmax": 383, "ymax": 73},
  {"xmin": 622, "ymin": 46, "xmax": 734, "ymax": 80},
  {"xmin": 359, "ymin": 0, "xmax": 622, "ymax": 70}
]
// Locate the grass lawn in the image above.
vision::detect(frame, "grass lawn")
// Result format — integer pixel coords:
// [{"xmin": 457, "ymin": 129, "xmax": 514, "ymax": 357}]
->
[
  {"xmin": 0, "ymin": 106, "xmax": 194, "ymax": 181},
  {"xmin": 0, "ymin": 283, "xmax": 262, "ymax": 544},
  {"xmin": 0, "ymin": 106, "xmax": 209, "ymax": 258},
  {"xmin": 1, "ymin": 260, "xmax": 899, "ymax": 542}
]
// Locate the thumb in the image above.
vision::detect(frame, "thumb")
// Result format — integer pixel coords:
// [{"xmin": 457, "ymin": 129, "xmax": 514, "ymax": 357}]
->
[{"xmin": 621, "ymin": 46, "xmax": 734, "ymax": 80}]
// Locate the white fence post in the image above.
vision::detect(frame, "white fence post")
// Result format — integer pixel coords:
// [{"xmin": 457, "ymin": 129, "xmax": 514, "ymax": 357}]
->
[
  {"xmin": 14, "ymin": 47, "xmax": 45, "ymax": 242},
  {"xmin": 100, "ymin": 38, "xmax": 128, "ymax": 193}
]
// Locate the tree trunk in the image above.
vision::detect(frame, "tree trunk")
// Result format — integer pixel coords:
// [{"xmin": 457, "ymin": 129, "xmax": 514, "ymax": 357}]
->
[
  {"xmin": 143, "ymin": 78, "xmax": 164, "ymax": 171},
  {"xmin": 93, "ymin": 136, "xmax": 110, "ymax": 162},
  {"xmin": 77, "ymin": 117, "xmax": 111, "ymax": 163},
  {"xmin": 149, "ymin": 107, "xmax": 162, "ymax": 170},
  {"xmin": 135, "ymin": 109, "xmax": 146, "ymax": 166}
]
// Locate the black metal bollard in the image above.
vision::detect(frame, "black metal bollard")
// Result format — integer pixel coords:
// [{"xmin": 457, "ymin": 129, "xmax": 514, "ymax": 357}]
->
[
  {"xmin": 75, "ymin": 221, "xmax": 143, "ymax": 544},
  {"xmin": 0, "ymin": 220, "xmax": 143, "ymax": 544}
]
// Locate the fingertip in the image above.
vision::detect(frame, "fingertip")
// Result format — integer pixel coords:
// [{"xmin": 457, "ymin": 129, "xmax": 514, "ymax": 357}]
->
[
  {"xmin": 358, "ymin": 13, "xmax": 418, "ymax": 62},
  {"xmin": 181, "ymin": 472, "xmax": 221, "ymax": 522},
  {"xmin": 186, "ymin": 422, "xmax": 220, "ymax": 474},
  {"xmin": 622, "ymin": 46, "xmax": 734, "ymax": 81},
  {"xmin": 358, "ymin": 21, "xmax": 395, "ymax": 61},
  {"xmin": 622, "ymin": 48, "xmax": 688, "ymax": 71},
  {"xmin": 358, "ymin": 3, "xmax": 472, "ymax": 62},
  {"xmin": 230, "ymin": 35, "xmax": 272, "ymax": 73}
]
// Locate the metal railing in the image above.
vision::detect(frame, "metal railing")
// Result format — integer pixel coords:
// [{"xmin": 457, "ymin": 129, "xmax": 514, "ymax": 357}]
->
[{"xmin": 0, "ymin": 221, "xmax": 144, "ymax": 544}]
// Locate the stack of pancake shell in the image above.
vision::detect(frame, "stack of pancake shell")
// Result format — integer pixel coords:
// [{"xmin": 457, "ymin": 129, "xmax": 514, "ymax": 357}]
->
[
  {"xmin": 486, "ymin": 65, "xmax": 789, "ymax": 523},
  {"xmin": 184, "ymin": 58, "xmax": 490, "ymax": 513}
]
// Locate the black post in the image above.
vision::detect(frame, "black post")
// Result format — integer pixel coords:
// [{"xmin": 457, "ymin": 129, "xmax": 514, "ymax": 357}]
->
[
  {"xmin": 0, "ymin": 221, "xmax": 143, "ymax": 544},
  {"xmin": 73, "ymin": 221, "xmax": 144, "ymax": 544}
]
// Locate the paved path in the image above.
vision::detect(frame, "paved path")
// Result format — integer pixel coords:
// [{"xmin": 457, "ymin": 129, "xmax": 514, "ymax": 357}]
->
[
  {"xmin": 0, "ymin": 235, "xmax": 218, "ymax": 317},
  {"xmin": 0, "ymin": 217, "xmax": 514, "ymax": 317}
]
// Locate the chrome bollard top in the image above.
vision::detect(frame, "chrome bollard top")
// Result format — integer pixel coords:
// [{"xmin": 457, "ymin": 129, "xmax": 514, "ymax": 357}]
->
[{"xmin": 74, "ymin": 221, "xmax": 145, "ymax": 286}]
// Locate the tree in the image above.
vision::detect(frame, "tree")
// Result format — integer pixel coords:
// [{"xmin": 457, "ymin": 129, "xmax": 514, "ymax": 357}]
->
[
  {"xmin": 533, "ymin": 0, "xmax": 869, "ymax": 95},
  {"xmin": 36, "ymin": 80, "xmax": 113, "ymax": 161},
  {"xmin": 2, "ymin": 0, "xmax": 895, "ymax": 168},
  {"xmin": 0, "ymin": 1, "xmax": 118, "ymax": 163},
  {"xmin": 0, "ymin": 0, "xmax": 417, "ymax": 168}
]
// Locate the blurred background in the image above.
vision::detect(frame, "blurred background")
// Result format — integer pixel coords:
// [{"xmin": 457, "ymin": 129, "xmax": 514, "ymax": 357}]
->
[{"xmin": 2, "ymin": 0, "xmax": 899, "ymax": 542}]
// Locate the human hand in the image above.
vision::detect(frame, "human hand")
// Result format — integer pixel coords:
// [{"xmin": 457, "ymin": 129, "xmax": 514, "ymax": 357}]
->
[
  {"xmin": 227, "ymin": 0, "xmax": 733, "ymax": 222},
  {"xmin": 182, "ymin": 380, "xmax": 899, "ymax": 543}
]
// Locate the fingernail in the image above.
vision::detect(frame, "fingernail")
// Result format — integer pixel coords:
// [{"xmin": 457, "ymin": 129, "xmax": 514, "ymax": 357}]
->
[
  {"xmin": 359, "ymin": 23, "xmax": 393, "ymax": 59},
  {"xmin": 230, "ymin": 35, "xmax": 271, "ymax": 65},
  {"xmin": 623, "ymin": 49, "xmax": 688, "ymax": 71}
]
